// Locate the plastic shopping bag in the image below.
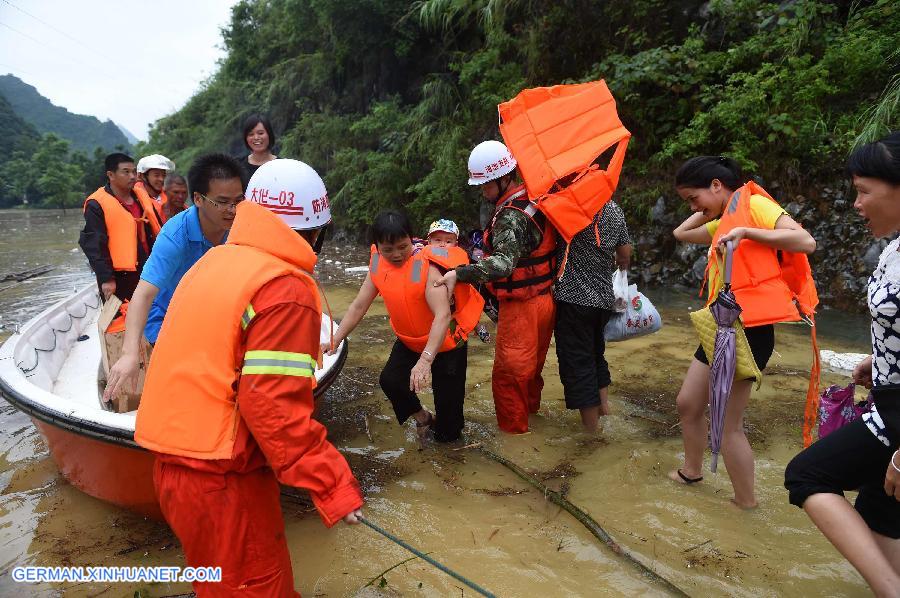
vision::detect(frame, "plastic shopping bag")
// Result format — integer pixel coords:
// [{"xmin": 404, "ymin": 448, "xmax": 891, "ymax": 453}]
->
[
  {"xmin": 604, "ymin": 284, "xmax": 662, "ymax": 342},
  {"xmin": 612, "ymin": 269, "xmax": 629, "ymax": 313},
  {"xmin": 818, "ymin": 383, "xmax": 873, "ymax": 439}
]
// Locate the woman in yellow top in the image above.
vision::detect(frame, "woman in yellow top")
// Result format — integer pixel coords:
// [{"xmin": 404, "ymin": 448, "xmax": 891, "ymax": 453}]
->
[{"xmin": 669, "ymin": 156, "xmax": 816, "ymax": 509}]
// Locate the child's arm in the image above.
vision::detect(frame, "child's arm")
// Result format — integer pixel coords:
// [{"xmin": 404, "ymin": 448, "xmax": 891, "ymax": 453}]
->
[
  {"xmin": 673, "ymin": 212, "xmax": 715, "ymax": 245},
  {"xmin": 323, "ymin": 273, "xmax": 379, "ymax": 355},
  {"xmin": 717, "ymin": 214, "xmax": 816, "ymax": 254},
  {"xmin": 410, "ymin": 265, "xmax": 453, "ymax": 393}
]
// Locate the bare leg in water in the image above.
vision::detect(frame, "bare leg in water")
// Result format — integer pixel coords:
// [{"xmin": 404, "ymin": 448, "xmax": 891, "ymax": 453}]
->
[
  {"xmin": 804, "ymin": 494, "xmax": 900, "ymax": 597},
  {"xmin": 668, "ymin": 359, "xmax": 757, "ymax": 506},
  {"xmin": 669, "ymin": 359, "xmax": 710, "ymax": 483},
  {"xmin": 579, "ymin": 387, "xmax": 610, "ymax": 432},
  {"xmin": 720, "ymin": 379, "xmax": 755, "ymax": 508}
]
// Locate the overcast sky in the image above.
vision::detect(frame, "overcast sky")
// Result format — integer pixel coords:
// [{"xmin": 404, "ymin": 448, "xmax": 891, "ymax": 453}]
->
[{"xmin": 0, "ymin": 0, "xmax": 236, "ymax": 140}]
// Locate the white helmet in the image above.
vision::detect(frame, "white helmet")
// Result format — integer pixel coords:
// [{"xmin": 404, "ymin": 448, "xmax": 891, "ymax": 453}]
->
[
  {"xmin": 467, "ymin": 140, "xmax": 517, "ymax": 186},
  {"xmin": 136, "ymin": 154, "xmax": 175, "ymax": 173},
  {"xmin": 246, "ymin": 159, "xmax": 331, "ymax": 230}
]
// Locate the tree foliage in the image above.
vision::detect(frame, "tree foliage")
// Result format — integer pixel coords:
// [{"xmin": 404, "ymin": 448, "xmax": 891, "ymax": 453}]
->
[{"xmin": 144, "ymin": 0, "xmax": 900, "ymax": 231}]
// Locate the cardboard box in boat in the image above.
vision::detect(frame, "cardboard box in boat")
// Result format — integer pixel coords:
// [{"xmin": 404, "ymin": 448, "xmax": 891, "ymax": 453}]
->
[{"xmin": 98, "ymin": 296, "xmax": 152, "ymax": 413}]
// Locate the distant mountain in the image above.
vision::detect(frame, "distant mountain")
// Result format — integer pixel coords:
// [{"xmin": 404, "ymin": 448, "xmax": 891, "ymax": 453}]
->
[
  {"xmin": 117, "ymin": 124, "xmax": 140, "ymax": 145},
  {"xmin": 0, "ymin": 93, "xmax": 38, "ymax": 164},
  {"xmin": 0, "ymin": 74, "xmax": 131, "ymax": 154}
]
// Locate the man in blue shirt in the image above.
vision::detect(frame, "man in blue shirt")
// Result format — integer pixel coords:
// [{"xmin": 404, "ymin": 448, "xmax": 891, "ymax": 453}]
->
[{"xmin": 103, "ymin": 154, "xmax": 246, "ymax": 402}]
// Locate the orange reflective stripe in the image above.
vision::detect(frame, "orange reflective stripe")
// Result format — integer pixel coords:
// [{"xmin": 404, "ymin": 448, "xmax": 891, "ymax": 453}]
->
[{"xmin": 135, "ymin": 202, "xmax": 321, "ymax": 460}]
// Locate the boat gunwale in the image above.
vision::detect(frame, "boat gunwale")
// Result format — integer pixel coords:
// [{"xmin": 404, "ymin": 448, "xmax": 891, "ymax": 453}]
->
[{"xmin": 0, "ymin": 285, "xmax": 349, "ymax": 450}]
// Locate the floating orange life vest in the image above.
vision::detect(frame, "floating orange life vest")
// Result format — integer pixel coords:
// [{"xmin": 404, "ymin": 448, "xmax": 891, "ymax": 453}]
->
[
  {"xmin": 369, "ymin": 245, "xmax": 484, "ymax": 353},
  {"xmin": 703, "ymin": 180, "xmax": 821, "ymax": 447},
  {"xmin": 133, "ymin": 181, "xmax": 167, "ymax": 225},
  {"xmin": 483, "ymin": 184, "xmax": 557, "ymax": 301},
  {"xmin": 135, "ymin": 201, "xmax": 321, "ymax": 460},
  {"xmin": 84, "ymin": 186, "xmax": 162, "ymax": 272},
  {"xmin": 499, "ymin": 80, "xmax": 631, "ymax": 242}
]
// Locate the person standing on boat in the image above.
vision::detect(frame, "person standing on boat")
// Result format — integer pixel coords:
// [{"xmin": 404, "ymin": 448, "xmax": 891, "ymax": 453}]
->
[
  {"xmin": 79, "ymin": 153, "xmax": 161, "ymax": 303},
  {"xmin": 102, "ymin": 154, "xmax": 244, "ymax": 402},
  {"xmin": 134, "ymin": 154, "xmax": 174, "ymax": 224},
  {"xmin": 241, "ymin": 113, "xmax": 277, "ymax": 179},
  {"xmin": 135, "ymin": 159, "xmax": 362, "ymax": 597},
  {"xmin": 436, "ymin": 140, "xmax": 557, "ymax": 434}
]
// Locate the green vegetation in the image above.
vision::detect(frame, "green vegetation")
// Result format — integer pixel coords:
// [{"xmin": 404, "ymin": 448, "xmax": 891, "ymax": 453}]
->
[
  {"xmin": 1, "ymin": 133, "xmax": 108, "ymax": 209},
  {"xmin": 143, "ymin": 0, "xmax": 899, "ymax": 232},
  {"xmin": 0, "ymin": 75, "xmax": 131, "ymax": 208}
]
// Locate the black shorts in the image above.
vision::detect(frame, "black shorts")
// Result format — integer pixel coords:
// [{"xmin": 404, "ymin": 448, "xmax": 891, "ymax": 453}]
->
[
  {"xmin": 693, "ymin": 323, "xmax": 774, "ymax": 372},
  {"xmin": 554, "ymin": 301, "xmax": 613, "ymax": 410},
  {"xmin": 785, "ymin": 388, "xmax": 900, "ymax": 538}
]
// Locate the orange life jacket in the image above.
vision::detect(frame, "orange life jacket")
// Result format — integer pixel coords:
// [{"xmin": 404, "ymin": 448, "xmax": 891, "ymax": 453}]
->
[
  {"xmin": 133, "ymin": 181, "xmax": 168, "ymax": 225},
  {"xmin": 499, "ymin": 80, "xmax": 630, "ymax": 242},
  {"xmin": 135, "ymin": 201, "xmax": 321, "ymax": 460},
  {"xmin": 369, "ymin": 245, "xmax": 485, "ymax": 353},
  {"xmin": 83, "ymin": 186, "xmax": 162, "ymax": 272},
  {"xmin": 483, "ymin": 184, "xmax": 557, "ymax": 301},
  {"xmin": 703, "ymin": 180, "xmax": 821, "ymax": 447}
]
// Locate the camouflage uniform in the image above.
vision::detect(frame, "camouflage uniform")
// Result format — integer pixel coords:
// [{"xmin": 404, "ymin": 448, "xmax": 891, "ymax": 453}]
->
[{"xmin": 455, "ymin": 207, "xmax": 543, "ymax": 284}]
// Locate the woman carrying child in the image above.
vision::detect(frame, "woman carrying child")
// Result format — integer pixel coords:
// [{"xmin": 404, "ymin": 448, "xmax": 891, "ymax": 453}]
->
[
  {"xmin": 785, "ymin": 133, "xmax": 900, "ymax": 595},
  {"xmin": 669, "ymin": 156, "xmax": 816, "ymax": 508},
  {"xmin": 327, "ymin": 211, "xmax": 483, "ymax": 442}
]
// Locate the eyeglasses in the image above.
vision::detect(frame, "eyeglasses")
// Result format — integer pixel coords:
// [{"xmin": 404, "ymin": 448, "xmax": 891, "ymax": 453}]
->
[{"xmin": 199, "ymin": 194, "xmax": 244, "ymax": 212}]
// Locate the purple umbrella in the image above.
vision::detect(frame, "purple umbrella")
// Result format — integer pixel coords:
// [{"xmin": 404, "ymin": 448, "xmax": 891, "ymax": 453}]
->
[{"xmin": 709, "ymin": 241, "xmax": 741, "ymax": 473}]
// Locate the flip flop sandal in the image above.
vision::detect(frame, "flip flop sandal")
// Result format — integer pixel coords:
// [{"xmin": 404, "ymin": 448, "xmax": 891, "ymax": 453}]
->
[{"xmin": 677, "ymin": 469, "xmax": 703, "ymax": 484}]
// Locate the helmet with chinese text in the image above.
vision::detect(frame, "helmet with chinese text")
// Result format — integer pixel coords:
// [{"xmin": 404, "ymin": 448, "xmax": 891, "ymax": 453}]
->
[
  {"xmin": 467, "ymin": 140, "xmax": 517, "ymax": 186},
  {"xmin": 246, "ymin": 159, "xmax": 331, "ymax": 230}
]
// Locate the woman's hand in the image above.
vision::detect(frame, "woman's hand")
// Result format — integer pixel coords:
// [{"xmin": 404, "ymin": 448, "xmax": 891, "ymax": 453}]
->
[
  {"xmin": 885, "ymin": 451, "xmax": 900, "ymax": 502},
  {"xmin": 717, "ymin": 227, "xmax": 747, "ymax": 251},
  {"xmin": 409, "ymin": 358, "xmax": 432, "ymax": 393},
  {"xmin": 853, "ymin": 355, "xmax": 874, "ymax": 389}
]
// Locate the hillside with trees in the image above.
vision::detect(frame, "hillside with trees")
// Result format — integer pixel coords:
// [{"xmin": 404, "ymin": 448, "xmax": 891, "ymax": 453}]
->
[
  {"xmin": 140, "ymin": 0, "xmax": 900, "ymax": 307},
  {"xmin": 0, "ymin": 75, "xmax": 130, "ymax": 154}
]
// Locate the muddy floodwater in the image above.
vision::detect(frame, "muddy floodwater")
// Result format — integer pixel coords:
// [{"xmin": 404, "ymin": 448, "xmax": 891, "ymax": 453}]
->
[{"xmin": 0, "ymin": 208, "xmax": 877, "ymax": 596}]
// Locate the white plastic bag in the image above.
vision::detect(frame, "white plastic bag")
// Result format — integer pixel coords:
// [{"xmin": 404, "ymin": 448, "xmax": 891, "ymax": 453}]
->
[
  {"xmin": 604, "ymin": 284, "xmax": 662, "ymax": 342},
  {"xmin": 612, "ymin": 269, "xmax": 629, "ymax": 313}
]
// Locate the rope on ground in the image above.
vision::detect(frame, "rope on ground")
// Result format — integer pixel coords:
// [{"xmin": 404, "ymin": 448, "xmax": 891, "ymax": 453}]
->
[
  {"xmin": 475, "ymin": 446, "xmax": 688, "ymax": 597},
  {"xmin": 357, "ymin": 515, "xmax": 497, "ymax": 598}
]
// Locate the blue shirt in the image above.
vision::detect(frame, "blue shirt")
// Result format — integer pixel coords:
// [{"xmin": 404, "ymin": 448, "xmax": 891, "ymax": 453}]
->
[{"xmin": 141, "ymin": 206, "xmax": 226, "ymax": 342}]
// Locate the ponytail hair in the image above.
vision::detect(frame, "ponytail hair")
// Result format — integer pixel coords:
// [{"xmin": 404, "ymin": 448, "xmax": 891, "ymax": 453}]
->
[
  {"xmin": 847, "ymin": 132, "xmax": 900, "ymax": 185},
  {"xmin": 675, "ymin": 156, "xmax": 743, "ymax": 191}
]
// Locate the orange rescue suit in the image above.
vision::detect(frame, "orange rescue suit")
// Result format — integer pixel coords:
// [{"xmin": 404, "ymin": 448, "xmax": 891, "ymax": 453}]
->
[
  {"xmin": 705, "ymin": 180, "xmax": 820, "ymax": 446},
  {"xmin": 368, "ymin": 245, "xmax": 485, "ymax": 352},
  {"xmin": 137, "ymin": 201, "xmax": 362, "ymax": 596},
  {"xmin": 136, "ymin": 206, "xmax": 322, "ymax": 460},
  {"xmin": 83, "ymin": 186, "xmax": 161, "ymax": 272},
  {"xmin": 483, "ymin": 184, "xmax": 558, "ymax": 300}
]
